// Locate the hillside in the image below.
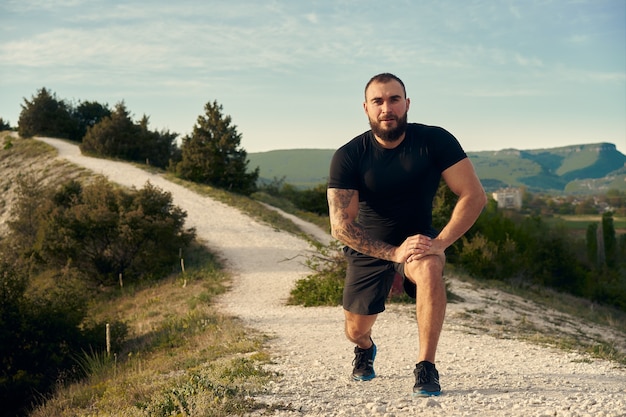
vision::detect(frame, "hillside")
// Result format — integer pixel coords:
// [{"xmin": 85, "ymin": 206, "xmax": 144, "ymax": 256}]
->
[
  {"xmin": 248, "ymin": 142, "xmax": 626, "ymax": 193},
  {"xmin": 0, "ymin": 133, "xmax": 92, "ymax": 236},
  {"xmin": 8, "ymin": 136, "xmax": 626, "ymax": 417}
]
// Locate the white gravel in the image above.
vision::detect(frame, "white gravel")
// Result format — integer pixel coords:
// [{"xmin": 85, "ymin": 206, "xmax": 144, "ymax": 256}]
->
[{"xmin": 39, "ymin": 137, "xmax": 626, "ymax": 417}]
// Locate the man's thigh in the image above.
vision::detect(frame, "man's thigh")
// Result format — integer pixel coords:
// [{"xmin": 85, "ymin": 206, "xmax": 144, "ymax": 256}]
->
[{"xmin": 343, "ymin": 249, "xmax": 395, "ymax": 315}]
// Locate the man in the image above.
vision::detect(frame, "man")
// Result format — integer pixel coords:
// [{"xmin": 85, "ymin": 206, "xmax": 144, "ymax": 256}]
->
[{"xmin": 327, "ymin": 73, "xmax": 486, "ymax": 396}]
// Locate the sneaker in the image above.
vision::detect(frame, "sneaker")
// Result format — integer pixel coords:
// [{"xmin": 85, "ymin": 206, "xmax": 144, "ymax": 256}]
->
[
  {"xmin": 352, "ymin": 341, "xmax": 377, "ymax": 381},
  {"xmin": 413, "ymin": 361, "xmax": 441, "ymax": 397}
]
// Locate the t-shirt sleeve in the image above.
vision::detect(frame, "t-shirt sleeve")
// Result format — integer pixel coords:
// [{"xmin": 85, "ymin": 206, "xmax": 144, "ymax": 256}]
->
[
  {"xmin": 328, "ymin": 144, "xmax": 358, "ymax": 189},
  {"xmin": 429, "ymin": 126, "xmax": 467, "ymax": 172}
]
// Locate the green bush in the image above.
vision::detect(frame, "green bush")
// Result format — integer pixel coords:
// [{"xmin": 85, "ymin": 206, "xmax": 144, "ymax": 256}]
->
[
  {"xmin": 9, "ymin": 177, "xmax": 196, "ymax": 286},
  {"xmin": 277, "ymin": 183, "xmax": 328, "ymax": 216},
  {"xmin": 35, "ymin": 178, "xmax": 196, "ymax": 285},
  {"xmin": 289, "ymin": 240, "xmax": 345, "ymax": 307},
  {"xmin": 0, "ymin": 258, "xmax": 95, "ymax": 416}
]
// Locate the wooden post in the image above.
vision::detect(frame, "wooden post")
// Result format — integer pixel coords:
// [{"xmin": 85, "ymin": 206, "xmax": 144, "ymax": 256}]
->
[
  {"xmin": 106, "ymin": 323, "xmax": 111, "ymax": 356},
  {"xmin": 119, "ymin": 273, "xmax": 123, "ymax": 289},
  {"xmin": 180, "ymin": 247, "xmax": 186, "ymax": 286}
]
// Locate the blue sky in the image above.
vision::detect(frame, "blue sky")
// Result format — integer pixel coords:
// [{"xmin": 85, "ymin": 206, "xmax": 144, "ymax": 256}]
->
[{"xmin": 1, "ymin": 0, "xmax": 624, "ymax": 154}]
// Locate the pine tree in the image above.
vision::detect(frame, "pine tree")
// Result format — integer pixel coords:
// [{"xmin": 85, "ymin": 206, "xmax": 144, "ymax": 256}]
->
[
  {"xmin": 17, "ymin": 87, "xmax": 76, "ymax": 138},
  {"xmin": 177, "ymin": 100, "xmax": 258, "ymax": 195}
]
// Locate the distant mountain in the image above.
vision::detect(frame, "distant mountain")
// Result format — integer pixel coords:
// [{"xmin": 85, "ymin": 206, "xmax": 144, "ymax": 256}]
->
[
  {"xmin": 468, "ymin": 143, "xmax": 626, "ymax": 192},
  {"xmin": 248, "ymin": 142, "xmax": 626, "ymax": 193},
  {"xmin": 248, "ymin": 149, "xmax": 336, "ymax": 188}
]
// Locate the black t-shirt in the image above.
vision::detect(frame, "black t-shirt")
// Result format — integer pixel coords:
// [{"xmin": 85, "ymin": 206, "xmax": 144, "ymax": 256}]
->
[{"xmin": 328, "ymin": 123, "xmax": 467, "ymax": 246}]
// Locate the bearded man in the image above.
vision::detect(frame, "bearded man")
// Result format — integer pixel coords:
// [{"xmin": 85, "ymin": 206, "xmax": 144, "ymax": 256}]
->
[{"xmin": 327, "ymin": 72, "xmax": 487, "ymax": 396}]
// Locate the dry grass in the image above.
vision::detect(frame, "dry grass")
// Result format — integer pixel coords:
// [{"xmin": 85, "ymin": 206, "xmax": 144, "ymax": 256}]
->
[
  {"xmin": 29, "ymin": 246, "xmax": 277, "ymax": 417},
  {"xmin": 0, "ymin": 136, "xmax": 279, "ymax": 417}
]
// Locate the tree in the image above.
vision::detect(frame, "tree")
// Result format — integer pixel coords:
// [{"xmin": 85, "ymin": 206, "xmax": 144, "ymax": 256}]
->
[
  {"xmin": 80, "ymin": 103, "xmax": 178, "ymax": 169},
  {"xmin": 176, "ymin": 100, "xmax": 259, "ymax": 195},
  {"xmin": 137, "ymin": 115, "xmax": 179, "ymax": 169},
  {"xmin": 17, "ymin": 87, "xmax": 76, "ymax": 139},
  {"xmin": 602, "ymin": 211, "xmax": 617, "ymax": 268},
  {"xmin": 586, "ymin": 223, "xmax": 599, "ymax": 267},
  {"xmin": 71, "ymin": 100, "xmax": 111, "ymax": 141},
  {"xmin": 7, "ymin": 174, "xmax": 52, "ymax": 258},
  {"xmin": 0, "ymin": 117, "xmax": 11, "ymax": 131},
  {"xmin": 80, "ymin": 102, "xmax": 139, "ymax": 159}
]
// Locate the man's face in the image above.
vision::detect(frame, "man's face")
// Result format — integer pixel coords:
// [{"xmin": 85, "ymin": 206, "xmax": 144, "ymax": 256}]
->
[{"xmin": 363, "ymin": 80, "xmax": 410, "ymax": 145}]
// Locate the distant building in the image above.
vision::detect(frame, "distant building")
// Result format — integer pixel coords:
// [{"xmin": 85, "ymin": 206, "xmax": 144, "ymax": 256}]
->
[{"xmin": 492, "ymin": 187, "xmax": 522, "ymax": 210}]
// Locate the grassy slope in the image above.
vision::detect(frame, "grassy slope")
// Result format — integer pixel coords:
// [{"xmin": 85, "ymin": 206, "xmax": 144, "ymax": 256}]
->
[
  {"xmin": 0, "ymin": 133, "xmax": 92, "ymax": 235},
  {"xmin": 2, "ymin": 133, "xmax": 625, "ymax": 416},
  {"xmin": 0, "ymin": 134, "xmax": 279, "ymax": 417}
]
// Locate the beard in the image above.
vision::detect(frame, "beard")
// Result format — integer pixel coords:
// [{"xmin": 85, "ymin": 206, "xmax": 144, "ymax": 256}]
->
[{"xmin": 369, "ymin": 112, "xmax": 408, "ymax": 144}]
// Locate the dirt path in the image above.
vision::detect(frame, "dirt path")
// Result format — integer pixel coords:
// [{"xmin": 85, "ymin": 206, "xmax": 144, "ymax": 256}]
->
[{"xmin": 38, "ymin": 137, "xmax": 626, "ymax": 417}]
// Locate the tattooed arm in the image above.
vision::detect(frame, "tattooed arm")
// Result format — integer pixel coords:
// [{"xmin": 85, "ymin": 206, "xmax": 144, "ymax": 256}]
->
[{"xmin": 327, "ymin": 188, "xmax": 407, "ymax": 263}]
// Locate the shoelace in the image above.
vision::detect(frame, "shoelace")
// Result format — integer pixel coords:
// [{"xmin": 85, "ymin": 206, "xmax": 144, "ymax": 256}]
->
[
  {"xmin": 415, "ymin": 364, "xmax": 433, "ymax": 384},
  {"xmin": 353, "ymin": 349, "xmax": 372, "ymax": 370}
]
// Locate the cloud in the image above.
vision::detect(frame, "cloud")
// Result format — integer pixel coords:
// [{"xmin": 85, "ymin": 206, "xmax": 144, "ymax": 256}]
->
[
  {"xmin": 0, "ymin": 27, "xmax": 170, "ymax": 69},
  {"xmin": 514, "ymin": 53, "xmax": 544, "ymax": 68},
  {"xmin": 566, "ymin": 34, "xmax": 590, "ymax": 45},
  {"xmin": 305, "ymin": 13, "xmax": 319, "ymax": 24},
  {"xmin": 463, "ymin": 88, "xmax": 547, "ymax": 98},
  {"xmin": 2, "ymin": 0, "xmax": 89, "ymax": 12}
]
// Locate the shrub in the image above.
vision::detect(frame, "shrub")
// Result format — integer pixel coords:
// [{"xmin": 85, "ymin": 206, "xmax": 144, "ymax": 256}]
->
[
  {"xmin": 36, "ymin": 178, "xmax": 196, "ymax": 285},
  {"xmin": 289, "ymin": 240, "xmax": 345, "ymax": 307},
  {"xmin": 0, "ymin": 257, "xmax": 90, "ymax": 416}
]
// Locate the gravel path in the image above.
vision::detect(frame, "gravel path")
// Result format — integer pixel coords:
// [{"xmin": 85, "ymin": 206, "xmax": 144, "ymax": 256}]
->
[{"xmin": 39, "ymin": 137, "xmax": 626, "ymax": 417}]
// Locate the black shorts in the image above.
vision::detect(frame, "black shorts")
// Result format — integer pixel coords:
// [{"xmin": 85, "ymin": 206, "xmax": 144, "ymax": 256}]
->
[
  {"xmin": 342, "ymin": 246, "xmax": 415, "ymax": 315},
  {"xmin": 342, "ymin": 229, "xmax": 438, "ymax": 315}
]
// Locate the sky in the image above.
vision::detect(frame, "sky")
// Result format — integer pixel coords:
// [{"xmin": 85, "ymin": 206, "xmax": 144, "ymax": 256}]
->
[{"xmin": 1, "ymin": 0, "xmax": 624, "ymax": 154}]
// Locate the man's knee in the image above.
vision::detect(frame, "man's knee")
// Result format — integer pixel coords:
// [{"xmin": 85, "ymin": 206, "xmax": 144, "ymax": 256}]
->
[
  {"xmin": 345, "ymin": 323, "xmax": 369, "ymax": 342},
  {"xmin": 344, "ymin": 310, "xmax": 376, "ymax": 342},
  {"xmin": 405, "ymin": 254, "xmax": 445, "ymax": 284}
]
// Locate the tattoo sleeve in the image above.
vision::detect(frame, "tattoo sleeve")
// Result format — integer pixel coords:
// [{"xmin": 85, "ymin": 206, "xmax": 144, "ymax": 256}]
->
[{"xmin": 328, "ymin": 188, "xmax": 396, "ymax": 261}]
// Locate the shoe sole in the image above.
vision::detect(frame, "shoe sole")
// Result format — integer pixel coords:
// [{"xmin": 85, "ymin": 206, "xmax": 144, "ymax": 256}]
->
[
  {"xmin": 412, "ymin": 390, "xmax": 441, "ymax": 397},
  {"xmin": 352, "ymin": 373, "xmax": 376, "ymax": 381}
]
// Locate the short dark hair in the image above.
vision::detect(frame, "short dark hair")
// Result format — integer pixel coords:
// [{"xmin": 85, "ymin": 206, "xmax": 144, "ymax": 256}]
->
[{"xmin": 364, "ymin": 73, "xmax": 407, "ymax": 99}]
